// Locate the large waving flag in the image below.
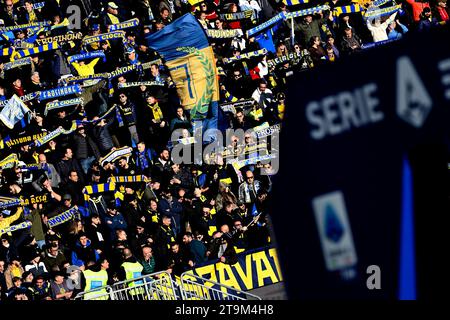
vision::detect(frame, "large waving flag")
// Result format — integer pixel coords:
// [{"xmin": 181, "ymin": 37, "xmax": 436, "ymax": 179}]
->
[
  {"xmin": 145, "ymin": 14, "xmax": 219, "ymax": 121},
  {"xmin": 0, "ymin": 95, "xmax": 31, "ymax": 129}
]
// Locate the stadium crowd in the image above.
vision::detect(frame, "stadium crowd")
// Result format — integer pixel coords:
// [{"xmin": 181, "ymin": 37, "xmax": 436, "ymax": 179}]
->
[{"xmin": 0, "ymin": 0, "xmax": 448, "ymax": 300}]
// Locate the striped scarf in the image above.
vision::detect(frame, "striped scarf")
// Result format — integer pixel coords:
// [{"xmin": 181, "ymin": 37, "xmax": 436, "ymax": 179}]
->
[
  {"xmin": 108, "ymin": 176, "xmax": 150, "ymax": 183},
  {"xmin": 333, "ymin": 4, "xmax": 364, "ymax": 17},
  {"xmin": 15, "ymin": 42, "xmax": 59, "ymax": 59},
  {"xmin": 282, "ymin": 0, "xmax": 309, "ymax": 5}
]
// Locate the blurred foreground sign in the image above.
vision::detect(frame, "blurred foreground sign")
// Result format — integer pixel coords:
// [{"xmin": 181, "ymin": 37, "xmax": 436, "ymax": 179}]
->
[{"xmin": 272, "ymin": 26, "xmax": 450, "ymax": 299}]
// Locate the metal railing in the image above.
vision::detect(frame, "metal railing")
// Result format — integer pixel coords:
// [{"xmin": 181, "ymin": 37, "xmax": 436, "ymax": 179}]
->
[
  {"xmin": 179, "ymin": 272, "xmax": 262, "ymax": 301},
  {"xmin": 74, "ymin": 271, "xmax": 179, "ymax": 301},
  {"xmin": 75, "ymin": 270, "xmax": 261, "ymax": 301}
]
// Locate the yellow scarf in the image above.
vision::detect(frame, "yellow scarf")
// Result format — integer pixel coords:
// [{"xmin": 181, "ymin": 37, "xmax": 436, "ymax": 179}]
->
[
  {"xmin": 28, "ymin": 10, "xmax": 37, "ymax": 23},
  {"xmin": 107, "ymin": 13, "xmax": 120, "ymax": 25},
  {"xmin": 149, "ymin": 103, "xmax": 163, "ymax": 122}
]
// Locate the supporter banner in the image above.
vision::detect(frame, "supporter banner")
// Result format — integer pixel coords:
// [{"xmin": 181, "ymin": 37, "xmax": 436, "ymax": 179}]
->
[
  {"xmin": 267, "ymin": 52, "xmax": 301, "ymax": 68},
  {"xmin": 60, "ymin": 73, "xmax": 110, "ymax": 85},
  {"xmin": 373, "ymin": 0, "xmax": 392, "ymax": 7},
  {"xmin": 0, "ymin": 221, "xmax": 32, "ymax": 235},
  {"xmin": 35, "ymin": 32, "xmax": 84, "ymax": 46},
  {"xmin": 207, "ymin": 142, "xmax": 269, "ymax": 160},
  {"xmin": 82, "ymin": 31, "xmax": 126, "ymax": 45},
  {"xmin": 37, "ymin": 85, "xmax": 82, "ymax": 102},
  {"xmin": 333, "ymin": 4, "xmax": 364, "ymax": 16},
  {"xmin": 108, "ymin": 176, "xmax": 151, "ymax": 183},
  {"xmin": 3, "ymin": 57, "xmax": 32, "ymax": 71},
  {"xmin": 146, "ymin": 14, "xmax": 219, "ymax": 120},
  {"xmin": 99, "ymin": 146, "xmax": 133, "ymax": 166},
  {"xmin": 229, "ymin": 153, "xmax": 277, "ymax": 170},
  {"xmin": 108, "ymin": 64, "xmax": 140, "ymax": 79},
  {"xmin": 253, "ymin": 123, "xmax": 281, "ymax": 139},
  {"xmin": 185, "ymin": 247, "xmax": 282, "ymax": 292},
  {"xmin": 20, "ymin": 194, "xmax": 48, "ymax": 206},
  {"xmin": 68, "ymin": 51, "xmax": 106, "ymax": 64},
  {"xmin": 285, "ymin": 5, "xmax": 330, "ymax": 19},
  {"xmin": 246, "ymin": 12, "xmax": 286, "ymax": 37},
  {"xmin": 0, "ymin": 154, "xmax": 18, "ymax": 169},
  {"xmin": 15, "ymin": 42, "xmax": 59, "ymax": 59},
  {"xmin": 141, "ymin": 59, "xmax": 163, "ymax": 69},
  {"xmin": 223, "ymin": 49, "xmax": 268, "ymax": 65},
  {"xmin": 0, "ymin": 95, "xmax": 31, "ymax": 129},
  {"xmin": 218, "ymin": 10, "xmax": 254, "ymax": 21},
  {"xmin": 108, "ymin": 18, "xmax": 140, "ymax": 31},
  {"xmin": 220, "ymin": 99, "xmax": 255, "ymax": 114},
  {"xmin": 33, "ymin": 2, "xmax": 45, "ymax": 9},
  {"xmin": 363, "ymin": 4, "xmax": 401, "ymax": 19},
  {"xmin": 44, "ymin": 97, "xmax": 84, "ymax": 115},
  {"xmin": 282, "ymin": 0, "xmax": 310, "ymax": 5},
  {"xmin": 32, "ymin": 122, "xmax": 77, "ymax": 148},
  {"xmin": 206, "ymin": 29, "xmax": 243, "ymax": 39},
  {"xmin": 0, "ymin": 196, "xmax": 21, "ymax": 209},
  {"xmin": 2, "ymin": 132, "xmax": 47, "ymax": 148},
  {"xmin": 0, "ymin": 92, "xmax": 39, "ymax": 107},
  {"xmin": 47, "ymin": 207, "xmax": 78, "ymax": 228},
  {"xmin": 117, "ymin": 81, "xmax": 165, "ymax": 88},
  {"xmin": 0, "ymin": 21, "xmax": 50, "ymax": 32},
  {"xmin": 361, "ymin": 38, "xmax": 397, "ymax": 49}
]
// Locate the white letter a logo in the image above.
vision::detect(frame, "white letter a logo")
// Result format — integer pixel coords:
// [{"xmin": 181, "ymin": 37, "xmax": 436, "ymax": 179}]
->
[{"xmin": 396, "ymin": 56, "xmax": 433, "ymax": 128}]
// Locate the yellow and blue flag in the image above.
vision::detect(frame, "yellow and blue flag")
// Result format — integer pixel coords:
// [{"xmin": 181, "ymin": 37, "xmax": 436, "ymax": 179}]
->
[{"xmin": 146, "ymin": 14, "xmax": 219, "ymax": 121}]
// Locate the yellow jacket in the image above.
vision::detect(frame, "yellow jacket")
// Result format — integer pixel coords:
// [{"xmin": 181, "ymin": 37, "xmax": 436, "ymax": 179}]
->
[
  {"xmin": 0, "ymin": 207, "xmax": 23, "ymax": 235},
  {"xmin": 70, "ymin": 58, "xmax": 100, "ymax": 77}
]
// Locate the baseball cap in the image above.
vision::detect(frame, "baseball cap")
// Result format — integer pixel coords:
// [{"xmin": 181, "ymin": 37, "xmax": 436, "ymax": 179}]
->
[
  {"xmin": 0, "ymin": 19, "xmax": 5, "ymax": 25},
  {"xmin": 63, "ymin": 194, "xmax": 72, "ymax": 201},
  {"xmin": 108, "ymin": 2, "xmax": 119, "ymax": 9}
]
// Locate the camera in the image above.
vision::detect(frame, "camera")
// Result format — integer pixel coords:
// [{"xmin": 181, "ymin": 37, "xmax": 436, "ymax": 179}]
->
[{"xmin": 31, "ymin": 172, "xmax": 48, "ymax": 192}]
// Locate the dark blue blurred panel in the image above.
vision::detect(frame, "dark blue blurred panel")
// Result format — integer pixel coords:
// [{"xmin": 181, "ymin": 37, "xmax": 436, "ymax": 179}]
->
[{"xmin": 271, "ymin": 25, "xmax": 450, "ymax": 300}]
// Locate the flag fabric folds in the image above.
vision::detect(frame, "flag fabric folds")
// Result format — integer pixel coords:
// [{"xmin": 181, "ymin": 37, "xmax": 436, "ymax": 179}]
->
[
  {"xmin": 146, "ymin": 14, "xmax": 219, "ymax": 121},
  {"xmin": 0, "ymin": 95, "xmax": 31, "ymax": 129}
]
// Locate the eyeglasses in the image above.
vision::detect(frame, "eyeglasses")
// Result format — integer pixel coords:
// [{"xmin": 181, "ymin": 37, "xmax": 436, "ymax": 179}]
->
[{"xmin": 246, "ymin": 176, "xmax": 254, "ymax": 179}]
